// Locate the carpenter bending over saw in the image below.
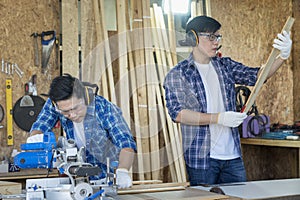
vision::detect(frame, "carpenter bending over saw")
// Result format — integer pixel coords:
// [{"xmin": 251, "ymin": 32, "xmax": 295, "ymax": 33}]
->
[
  {"xmin": 163, "ymin": 15, "xmax": 292, "ymax": 186},
  {"xmin": 28, "ymin": 74, "xmax": 137, "ymax": 189}
]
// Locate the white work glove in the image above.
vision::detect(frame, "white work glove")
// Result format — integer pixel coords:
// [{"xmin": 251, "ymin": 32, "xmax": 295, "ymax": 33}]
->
[
  {"xmin": 116, "ymin": 168, "xmax": 132, "ymax": 189},
  {"xmin": 273, "ymin": 30, "xmax": 292, "ymax": 60},
  {"xmin": 26, "ymin": 134, "xmax": 43, "ymax": 143},
  {"xmin": 217, "ymin": 111, "xmax": 247, "ymax": 127}
]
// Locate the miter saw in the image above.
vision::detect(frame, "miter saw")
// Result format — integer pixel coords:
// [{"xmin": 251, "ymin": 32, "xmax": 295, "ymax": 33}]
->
[{"xmin": 13, "ymin": 132, "xmax": 119, "ymax": 200}]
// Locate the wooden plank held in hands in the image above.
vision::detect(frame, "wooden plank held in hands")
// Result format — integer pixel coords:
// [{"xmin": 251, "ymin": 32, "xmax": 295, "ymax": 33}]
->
[{"xmin": 242, "ymin": 16, "xmax": 295, "ymax": 113}]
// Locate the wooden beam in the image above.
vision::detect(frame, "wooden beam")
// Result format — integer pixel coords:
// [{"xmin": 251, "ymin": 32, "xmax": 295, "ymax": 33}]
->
[
  {"xmin": 116, "ymin": 0, "xmax": 130, "ymax": 124},
  {"xmin": 166, "ymin": 0, "xmax": 177, "ymax": 64},
  {"xmin": 205, "ymin": 0, "xmax": 211, "ymax": 17},
  {"xmin": 197, "ymin": 1, "xmax": 204, "ymax": 16},
  {"xmin": 0, "ymin": 181, "xmax": 21, "ymax": 195},
  {"xmin": 80, "ymin": 0, "xmax": 94, "ymax": 69},
  {"xmin": 118, "ymin": 182, "xmax": 188, "ymax": 194},
  {"xmin": 118, "ymin": 186, "xmax": 186, "ymax": 194},
  {"xmin": 92, "ymin": 0, "xmax": 109, "ymax": 99},
  {"xmin": 131, "ymin": 0, "xmax": 151, "ymax": 180},
  {"xmin": 61, "ymin": 0, "xmax": 79, "ymax": 76},
  {"xmin": 243, "ymin": 16, "xmax": 295, "ymax": 113},
  {"xmin": 151, "ymin": 5, "xmax": 185, "ymax": 183},
  {"xmin": 99, "ymin": 0, "xmax": 116, "ymax": 103},
  {"xmin": 142, "ymin": 0, "xmax": 160, "ymax": 181},
  {"xmin": 153, "ymin": 4, "xmax": 187, "ymax": 183},
  {"xmin": 127, "ymin": 31, "xmax": 145, "ymax": 181},
  {"xmin": 149, "ymin": 7, "xmax": 177, "ymax": 182},
  {"xmin": 191, "ymin": 1, "xmax": 197, "ymax": 18},
  {"xmin": 81, "ymin": 0, "xmax": 95, "ymax": 82},
  {"xmin": 132, "ymin": 180, "xmax": 163, "ymax": 185}
]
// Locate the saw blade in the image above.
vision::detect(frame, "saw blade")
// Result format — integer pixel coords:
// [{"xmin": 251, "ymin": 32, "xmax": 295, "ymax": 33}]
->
[
  {"xmin": 41, "ymin": 30, "xmax": 56, "ymax": 73},
  {"xmin": 13, "ymin": 95, "xmax": 45, "ymax": 131},
  {"xmin": 73, "ymin": 182, "xmax": 93, "ymax": 200}
]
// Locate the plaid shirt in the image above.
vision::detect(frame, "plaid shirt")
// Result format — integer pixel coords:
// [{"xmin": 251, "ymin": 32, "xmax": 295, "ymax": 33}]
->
[
  {"xmin": 163, "ymin": 54, "xmax": 259, "ymax": 169},
  {"xmin": 31, "ymin": 96, "xmax": 136, "ymax": 178}
]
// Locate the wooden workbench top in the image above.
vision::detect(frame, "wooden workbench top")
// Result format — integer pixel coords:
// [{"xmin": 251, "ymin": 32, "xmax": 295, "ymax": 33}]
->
[
  {"xmin": 118, "ymin": 187, "xmax": 240, "ymax": 200},
  {"xmin": 0, "ymin": 168, "xmax": 59, "ymax": 180},
  {"xmin": 241, "ymin": 137, "xmax": 300, "ymax": 148}
]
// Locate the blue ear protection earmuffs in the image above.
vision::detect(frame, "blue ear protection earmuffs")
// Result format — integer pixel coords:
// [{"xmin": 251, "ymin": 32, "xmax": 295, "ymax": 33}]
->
[{"xmin": 186, "ymin": 29, "xmax": 199, "ymax": 47}]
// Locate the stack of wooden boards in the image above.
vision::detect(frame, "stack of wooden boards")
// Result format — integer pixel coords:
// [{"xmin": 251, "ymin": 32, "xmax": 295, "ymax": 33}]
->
[
  {"xmin": 60, "ymin": 0, "xmax": 208, "ymax": 183},
  {"xmin": 0, "ymin": 181, "xmax": 22, "ymax": 198}
]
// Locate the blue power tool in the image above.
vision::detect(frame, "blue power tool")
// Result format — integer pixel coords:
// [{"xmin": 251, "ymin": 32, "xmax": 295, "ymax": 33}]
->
[{"xmin": 14, "ymin": 132, "xmax": 57, "ymax": 169}]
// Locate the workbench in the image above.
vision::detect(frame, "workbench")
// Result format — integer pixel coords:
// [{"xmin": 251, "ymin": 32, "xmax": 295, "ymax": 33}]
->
[
  {"xmin": 194, "ymin": 178, "xmax": 300, "ymax": 200},
  {"xmin": 118, "ymin": 187, "xmax": 240, "ymax": 200},
  {"xmin": 0, "ymin": 168, "xmax": 59, "ymax": 188},
  {"xmin": 241, "ymin": 138, "xmax": 300, "ymax": 180}
]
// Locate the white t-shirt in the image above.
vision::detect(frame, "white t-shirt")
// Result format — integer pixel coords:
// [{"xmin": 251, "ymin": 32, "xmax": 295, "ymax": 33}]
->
[
  {"xmin": 195, "ymin": 61, "xmax": 239, "ymax": 160},
  {"xmin": 73, "ymin": 121, "xmax": 86, "ymax": 149}
]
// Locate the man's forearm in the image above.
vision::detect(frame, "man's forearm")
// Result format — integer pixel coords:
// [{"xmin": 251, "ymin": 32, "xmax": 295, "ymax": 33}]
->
[
  {"xmin": 118, "ymin": 148, "xmax": 135, "ymax": 170},
  {"xmin": 175, "ymin": 109, "xmax": 218, "ymax": 125},
  {"xmin": 258, "ymin": 57, "xmax": 285, "ymax": 80}
]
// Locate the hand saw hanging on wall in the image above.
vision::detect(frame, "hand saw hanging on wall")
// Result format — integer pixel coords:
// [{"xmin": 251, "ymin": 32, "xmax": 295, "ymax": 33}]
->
[{"xmin": 41, "ymin": 30, "xmax": 56, "ymax": 73}]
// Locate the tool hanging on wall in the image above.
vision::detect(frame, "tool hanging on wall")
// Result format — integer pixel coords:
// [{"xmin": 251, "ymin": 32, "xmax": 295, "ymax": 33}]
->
[
  {"xmin": 0, "ymin": 104, "xmax": 4, "ymax": 129},
  {"xmin": 25, "ymin": 74, "xmax": 37, "ymax": 96},
  {"xmin": 13, "ymin": 75, "xmax": 45, "ymax": 132},
  {"xmin": 1, "ymin": 58, "xmax": 24, "ymax": 78},
  {"xmin": 41, "ymin": 30, "xmax": 56, "ymax": 73},
  {"xmin": 13, "ymin": 95, "xmax": 45, "ymax": 132},
  {"xmin": 6, "ymin": 78, "xmax": 13, "ymax": 145},
  {"xmin": 31, "ymin": 32, "xmax": 41, "ymax": 67}
]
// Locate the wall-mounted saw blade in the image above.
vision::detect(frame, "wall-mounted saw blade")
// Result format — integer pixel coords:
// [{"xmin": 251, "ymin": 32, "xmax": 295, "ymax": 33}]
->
[{"xmin": 41, "ymin": 30, "xmax": 56, "ymax": 73}]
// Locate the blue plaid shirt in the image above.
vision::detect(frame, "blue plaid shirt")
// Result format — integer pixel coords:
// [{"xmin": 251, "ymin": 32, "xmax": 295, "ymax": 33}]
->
[
  {"xmin": 163, "ymin": 54, "xmax": 259, "ymax": 169},
  {"xmin": 31, "ymin": 95, "xmax": 137, "ymax": 177}
]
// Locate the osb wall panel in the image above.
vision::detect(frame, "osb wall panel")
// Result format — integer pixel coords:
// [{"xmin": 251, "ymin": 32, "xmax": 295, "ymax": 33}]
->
[
  {"xmin": 242, "ymin": 145, "xmax": 298, "ymax": 181},
  {"xmin": 293, "ymin": 0, "xmax": 300, "ymax": 120},
  {"xmin": 211, "ymin": 0, "xmax": 294, "ymax": 124},
  {"xmin": 0, "ymin": 0, "xmax": 60, "ymax": 158}
]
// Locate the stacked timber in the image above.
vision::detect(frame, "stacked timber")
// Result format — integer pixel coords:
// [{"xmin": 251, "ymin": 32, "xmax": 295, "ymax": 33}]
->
[{"xmin": 61, "ymin": 0, "xmax": 188, "ymax": 183}]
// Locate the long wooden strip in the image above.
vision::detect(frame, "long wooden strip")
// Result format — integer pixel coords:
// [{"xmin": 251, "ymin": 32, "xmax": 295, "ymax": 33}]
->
[
  {"xmin": 118, "ymin": 182, "xmax": 188, "ymax": 194},
  {"xmin": 127, "ymin": 31, "xmax": 145, "ymax": 181},
  {"xmin": 61, "ymin": 0, "xmax": 79, "ymax": 76},
  {"xmin": 205, "ymin": 0, "xmax": 211, "ymax": 17},
  {"xmin": 149, "ymin": 7, "xmax": 177, "ymax": 182},
  {"xmin": 132, "ymin": 180, "xmax": 163, "ymax": 185},
  {"xmin": 155, "ymin": 6, "xmax": 174, "ymax": 70},
  {"xmin": 151, "ymin": 5, "xmax": 183, "ymax": 183},
  {"xmin": 152, "ymin": 4, "xmax": 167, "ymax": 76},
  {"xmin": 166, "ymin": 0, "xmax": 177, "ymax": 64},
  {"xmin": 154, "ymin": 4, "xmax": 187, "ymax": 183},
  {"xmin": 92, "ymin": 0, "xmax": 109, "ymax": 99},
  {"xmin": 118, "ymin": 186, "xmax": 185, "ymax": 195},
  {"xmin": 81, "ymin": 0, "xmax": 95, "ymax": 83},
  {"xmin": 191, "ymin": 1, "xmax": 197, "ymax": 18},
  {"xmin": 142, "ymin": 0, "xmax": 160, "ymax": 181},
  {"xmin": 197, "ymin": 1, "xmax": 204, "ymax": 16},
  {"xmin": 131, "ymin": 0, "xmax": 151, "ymax": 180},
  {"xmin": 99, "ymin": 0, "xmax": 116, "ymax": 103},
  {"xmin": 243, "ymin": 16, "xmax": 295, "ymax": 113}
]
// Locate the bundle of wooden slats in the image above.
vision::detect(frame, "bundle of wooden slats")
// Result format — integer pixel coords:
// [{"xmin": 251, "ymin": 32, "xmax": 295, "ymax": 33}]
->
[{"xmin": 61, "ymin": 0, "xmax": 210, "ymax": 183}]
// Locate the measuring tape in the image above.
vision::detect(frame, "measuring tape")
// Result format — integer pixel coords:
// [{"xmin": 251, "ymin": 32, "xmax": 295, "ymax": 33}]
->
[{"xmin": 6, "ymin": 78, "xmax": 13, "ymax": 145}]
